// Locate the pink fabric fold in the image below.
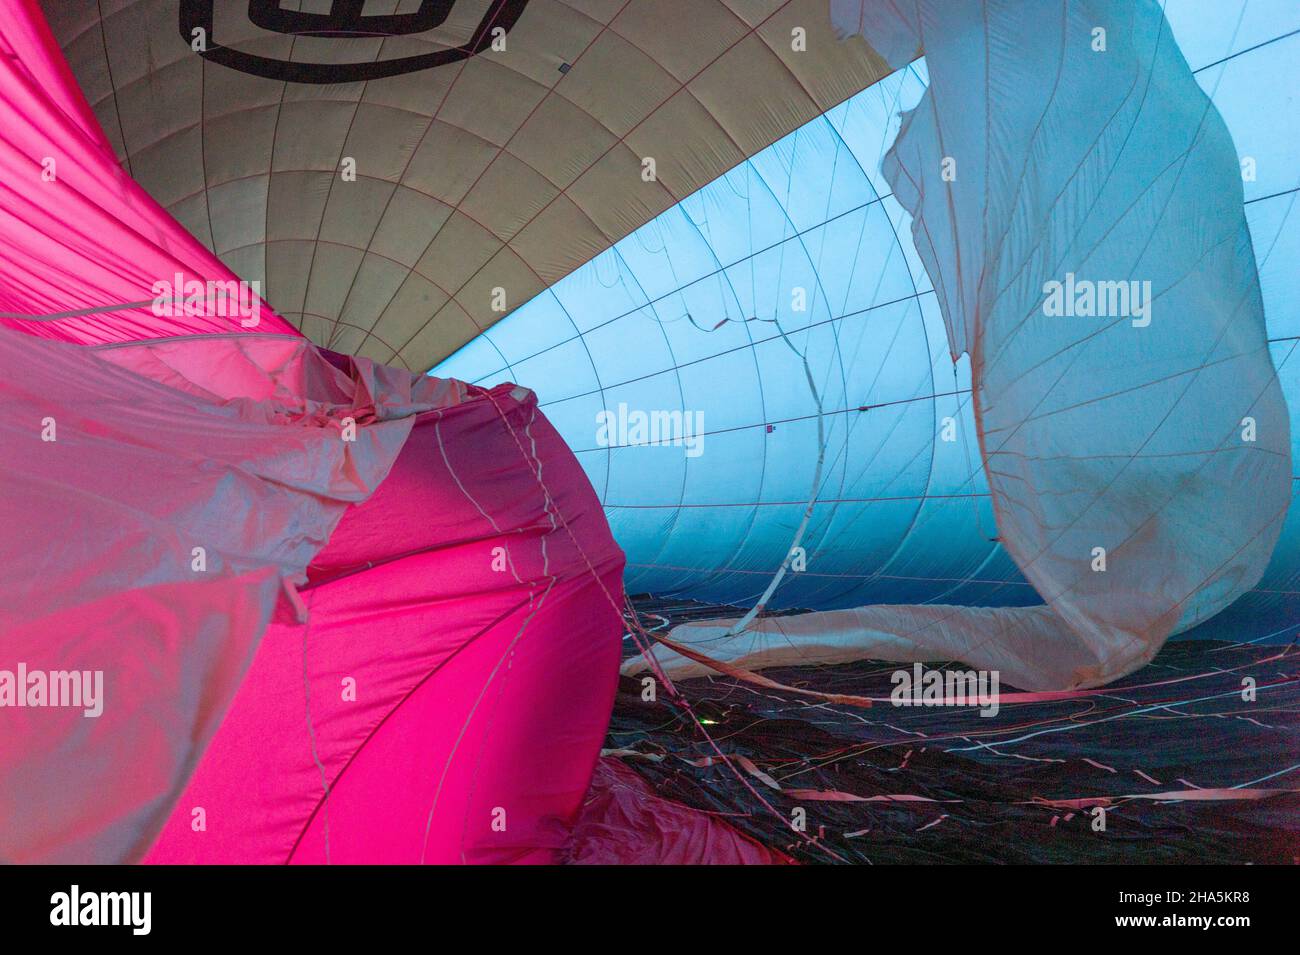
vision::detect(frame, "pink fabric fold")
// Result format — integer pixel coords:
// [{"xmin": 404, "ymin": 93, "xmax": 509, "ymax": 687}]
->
[
  {"xmin": 564, "ymin": 758, "xmax": 794, "ymax": 865},
  {"xmin": 0, "ymin": 329, "xmax": 463, "ymax": 863},
  {"xmin": 144, "ymin": 385, "xmax": 626, "ymax": 864}
]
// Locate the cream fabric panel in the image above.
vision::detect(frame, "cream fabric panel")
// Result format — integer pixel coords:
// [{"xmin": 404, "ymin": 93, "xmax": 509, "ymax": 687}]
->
[{"xmin": 44, "ymin": 0, "xmax": 887, "ymax": 371}]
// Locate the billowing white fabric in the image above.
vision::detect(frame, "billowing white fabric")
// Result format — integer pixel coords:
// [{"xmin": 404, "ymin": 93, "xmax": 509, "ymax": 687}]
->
[{"xmin": 629, "ymin": 0, "xmax": 1290, "ymax": 690}]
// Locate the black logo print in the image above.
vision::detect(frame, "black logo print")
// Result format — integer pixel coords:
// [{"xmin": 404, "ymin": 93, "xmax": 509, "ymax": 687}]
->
[{"xmin": 180, "ymin": 0, "xmax": 531, "ymax": 83}]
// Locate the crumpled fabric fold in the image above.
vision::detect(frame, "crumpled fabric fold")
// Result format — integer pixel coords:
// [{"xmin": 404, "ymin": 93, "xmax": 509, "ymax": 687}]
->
[{"xmin": 0, "ymin": 330, "xmax": 463, "ymax": 863}]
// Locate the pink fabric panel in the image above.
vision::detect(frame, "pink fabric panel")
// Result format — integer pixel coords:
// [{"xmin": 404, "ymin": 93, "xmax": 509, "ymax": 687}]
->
[
  {"xmin": 0, "ymin": 0, "xmax": 298, "ymax": 343},
  {"xmin": 145, "ymin": 387, "xmax": 627, "ymax": 864},
  {"xmin": 1, "ymin": 0, "xmax": 627, "ymax": 865},
  {"xmin": 5, "ymin": 0, "xmax": 107, "ymax": 146},
  {"xmin": 0, "ymin": 330, "xmax": 463, "ymax": 863},
  {"xmin": 565, "ymin": 758, "xmax": 794, "ymax": 865}
]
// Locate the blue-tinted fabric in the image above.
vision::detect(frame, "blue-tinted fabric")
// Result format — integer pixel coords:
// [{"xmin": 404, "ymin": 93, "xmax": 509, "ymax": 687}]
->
[{"xmin": 434, "ymin": 0, "xmax": 1298, "ymax": 642}]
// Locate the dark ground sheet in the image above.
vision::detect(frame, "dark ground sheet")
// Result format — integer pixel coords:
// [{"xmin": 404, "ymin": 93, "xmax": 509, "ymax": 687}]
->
[{"xmin": 609, "ymin": 599, "xmax": 1300, "ymax": 864}]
